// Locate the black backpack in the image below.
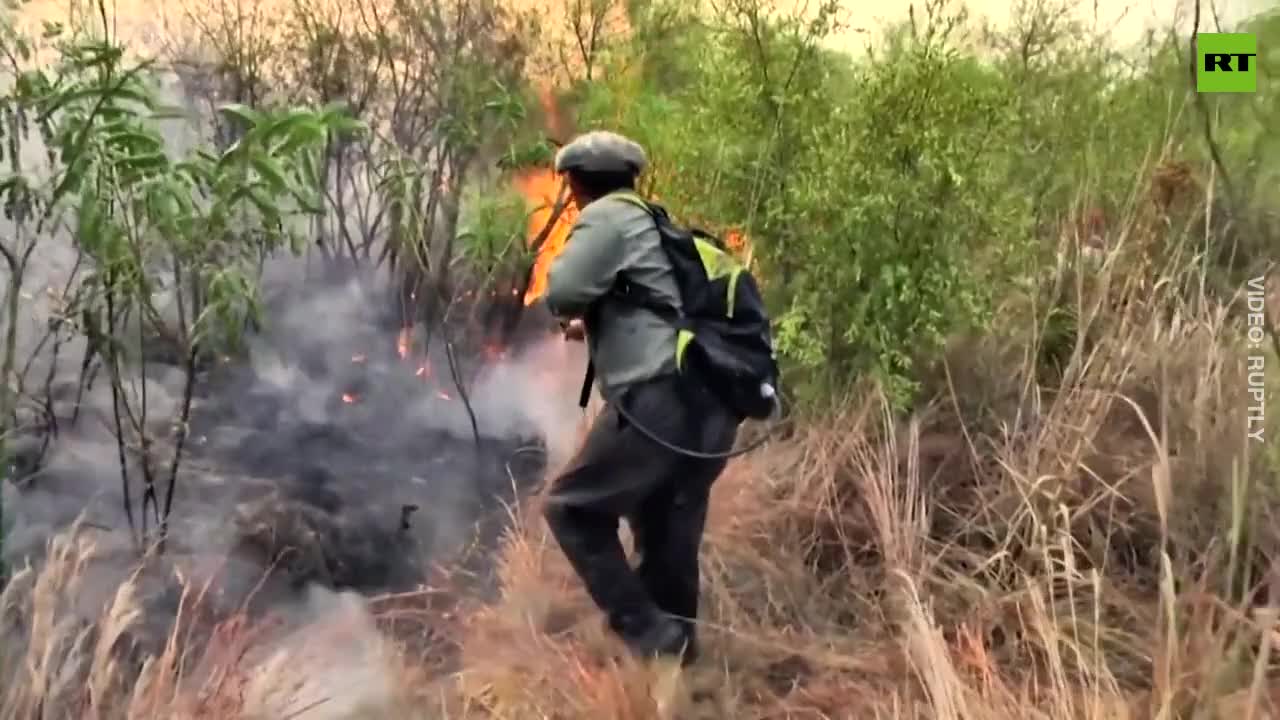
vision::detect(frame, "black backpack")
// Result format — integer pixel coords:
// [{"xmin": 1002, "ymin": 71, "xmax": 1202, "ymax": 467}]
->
[{"xmin": 581, "ymin": 192, "xmax": 779, "ymax": 421}]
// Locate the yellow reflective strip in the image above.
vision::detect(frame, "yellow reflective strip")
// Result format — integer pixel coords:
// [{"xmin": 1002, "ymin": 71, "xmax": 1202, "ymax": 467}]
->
[
  {"xmin": 675, "ymin": 328, "xmax": 695, "ymax": 370},
  {"xmin": 693, "ymin": 237, "xmax": 735, "ymax": 281},
  {"xmin": 726, "ymin": 267, "xmax": 742, "ymax": 318}
]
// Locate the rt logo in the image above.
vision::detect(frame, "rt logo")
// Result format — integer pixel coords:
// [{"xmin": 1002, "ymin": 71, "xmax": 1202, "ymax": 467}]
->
[{"xmin": 1197, "ymin": 33, "xmax": 1257, "ymax": 93}]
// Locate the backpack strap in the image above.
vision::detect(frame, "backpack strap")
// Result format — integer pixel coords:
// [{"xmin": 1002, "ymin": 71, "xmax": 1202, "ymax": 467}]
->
[
  {"xmin": 602, "ymin": 191, "xmax": 681, "ymax": 319},
  {"xmin": 573, "ymin": 192, "xmax": 644, "ymax": 409},
  {"xmin": 607, "ymin": 190, "xmax": 652, "ymax": 214},
  {"xmin": 578, "ymin": 360, "xmax": 594, "ymax": 409},
  {"xmin": 575, "ymin": 191, "xmax": 682, "ymax": 408}
]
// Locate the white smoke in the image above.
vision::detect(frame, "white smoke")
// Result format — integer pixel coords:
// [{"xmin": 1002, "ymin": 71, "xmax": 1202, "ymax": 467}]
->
[{"xmin": 241, "ymin": 587, "xmax": 398, "ymax": 720}]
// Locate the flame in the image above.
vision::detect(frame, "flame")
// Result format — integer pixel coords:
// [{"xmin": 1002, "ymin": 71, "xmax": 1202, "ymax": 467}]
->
[
  {"xmin": 509, "ymin": 84, "xmax": 584, "ymax": 306},
  {"xmin": 514, "ymin": 168, "xmax": 577, "ymax": 306},
  {"xmin": 339, "ymin": 319, "xmax": 523, "ymax": 406},
  {"xmin": 724, "ymin": 229, "xmax": 748, "ymax": 252}
]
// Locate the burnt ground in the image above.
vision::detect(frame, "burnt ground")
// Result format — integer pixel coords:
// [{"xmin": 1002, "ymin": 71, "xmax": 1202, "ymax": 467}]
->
[
  {"xmin": 178, "ymin": 344, "xmax": 548, "ymax": 606},
  {"xmin": 1, "ymin": 269, "xmax": 581, "ymax": 661}
]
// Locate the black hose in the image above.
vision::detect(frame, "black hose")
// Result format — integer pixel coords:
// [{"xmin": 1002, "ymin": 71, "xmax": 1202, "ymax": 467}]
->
[{"xmin": 608, "ymin": 389, "xmax": 784, "ymax": 460}]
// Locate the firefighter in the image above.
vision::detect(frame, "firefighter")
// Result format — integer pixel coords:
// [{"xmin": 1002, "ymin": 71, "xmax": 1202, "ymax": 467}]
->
[{"xmin": 542, "ymin": 130, "xmax": 740, "ymax": 664}]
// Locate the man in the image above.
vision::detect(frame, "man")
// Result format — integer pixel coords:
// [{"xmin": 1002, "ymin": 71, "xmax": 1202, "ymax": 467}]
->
[{"xmin": 542, "ymin": 130, "xmax": 740, "ymax": 664}]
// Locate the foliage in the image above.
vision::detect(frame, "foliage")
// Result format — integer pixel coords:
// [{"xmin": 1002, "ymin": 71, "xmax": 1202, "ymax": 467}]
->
[
  {"xmin": 456, "ymin": 182, "xmax": 534, "ymax": 279},
  {"xmin": 568, "ymin": 0, "xmax": 1277, "ymax": 410},
  {"xmin": 575, "ymin": 0, "xmax": 1028, "ymax": 406},
  {"xmin": 167, "ymin": 0, "xmax": 537, "ymax": 267},
  {"xmin": 0, "ymin": 12, "xmax": 361, "ymax": 552}
]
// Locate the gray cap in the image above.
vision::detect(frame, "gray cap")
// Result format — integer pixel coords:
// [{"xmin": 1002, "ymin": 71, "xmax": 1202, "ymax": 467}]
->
[{"xmin": 554, "ymin": 130, "xmax": 648, "ymax": 175}]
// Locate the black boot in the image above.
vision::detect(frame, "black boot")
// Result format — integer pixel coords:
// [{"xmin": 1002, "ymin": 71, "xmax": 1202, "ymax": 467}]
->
[
  {"xmin": 617, "ymin": 613, "xmax": 689, "ymax": 660},
  {"xmin": 679, "ymin": 623, "xmax": 699, "ymax": 666},
  {"xmin": 606, "ymin": 614, "xmax": 699, "ymax": 665}
]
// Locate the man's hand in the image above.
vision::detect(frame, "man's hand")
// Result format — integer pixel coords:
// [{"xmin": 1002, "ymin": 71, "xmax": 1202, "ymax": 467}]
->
[{"xmin": 562, "ymin": 318, "xmax": 586, "ymax": 341}]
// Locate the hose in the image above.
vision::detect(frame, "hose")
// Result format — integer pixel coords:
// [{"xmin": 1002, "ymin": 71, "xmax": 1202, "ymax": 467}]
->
[{"xmin": 606, "ymin": 386, "xmax": 784, "ymax": 460}]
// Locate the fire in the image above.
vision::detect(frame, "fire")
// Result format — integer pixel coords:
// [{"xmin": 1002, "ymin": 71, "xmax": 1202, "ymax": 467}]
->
[
  {"xmin": 514, "ymin": 168, "xmax": 577, "ymax": 306},
  {"xmin": 342, "ymin": 393, "xmax": 357, "ymax": 404},
  {"xmin": 396, "ymin": 327, "xmax": 412, "ymax": 359},
  {"xmin": 724, "ymin": 229, "xmax": 748, "ymax": 252}
]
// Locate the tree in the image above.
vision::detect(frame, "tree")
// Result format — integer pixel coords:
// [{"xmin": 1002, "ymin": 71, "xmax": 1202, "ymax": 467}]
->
[{"xmin": 0, "ymin": 10, "xmax": 363, "ymax": 554}]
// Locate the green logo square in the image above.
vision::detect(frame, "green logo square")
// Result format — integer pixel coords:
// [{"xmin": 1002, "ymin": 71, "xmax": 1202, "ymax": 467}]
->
[{"xmin": 1197, "ymin": 33, "xmax": 1258, "ymax": 93}]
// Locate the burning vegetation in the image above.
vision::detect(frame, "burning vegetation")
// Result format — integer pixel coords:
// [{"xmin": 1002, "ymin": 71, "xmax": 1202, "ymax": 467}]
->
[{"xmin": 515, "ymin": 167, "xmax": 579, "ymax": 306}]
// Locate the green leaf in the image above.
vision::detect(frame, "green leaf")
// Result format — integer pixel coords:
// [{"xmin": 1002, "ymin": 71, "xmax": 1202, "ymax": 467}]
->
[
  {"xmin": 218, "ymin": 103, "xmax": 264, "ymax": 128},
  {"xmin": 148, "ymin": 104, "xmax": 190, "ymax": 121},
  {"xmin": 105, "ymin": 129, "xmax": 164, "ymax": 154},
  {"xmin": 75, "ymin": 183, "xmax": 103, "ymax": 252},
  {"xmin": 250, "ymin": 155, "xmax": 289, "ymax": 192},
  {"xmin": 294, "ymin": 188, "xmax": 324, "ymax": 215}
]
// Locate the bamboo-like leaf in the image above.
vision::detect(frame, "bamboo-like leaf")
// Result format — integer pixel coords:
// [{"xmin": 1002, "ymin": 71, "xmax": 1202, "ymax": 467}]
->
[
  {"xmin": 75, "ymin": 183, "xmax": 103, "ymax": 253},
  {"xmin": 116, "ymin": 152, "xmax": 169, "ymax": 173},
  {"xmin": 292, "ymin": 185, "xmax": 324, "ymax": 215},
  {"xmin": 250, "ymin": 155, "xmax": 289, "ymax": 192},
  {"xmin": 218, "ymin": 103, "xmax": 264, "ymax": 129},
  {"xmin": 104, "ymin": 129, "xmax": 164, "ymax": 154}
]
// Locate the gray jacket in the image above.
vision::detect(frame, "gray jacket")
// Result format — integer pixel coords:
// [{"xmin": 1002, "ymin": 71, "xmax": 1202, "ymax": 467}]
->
[{"xmin": 544, "ymin": 191, "xmax": 681, "ymax": 400}]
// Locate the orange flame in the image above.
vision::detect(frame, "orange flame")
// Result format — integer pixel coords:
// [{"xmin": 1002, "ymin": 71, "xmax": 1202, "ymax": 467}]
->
[
  {"xmin": 396, "ymin": 327, "xmax": 412, "ymax": 359},
  {"xmin": 514, "ymin": 169, "xmax": 578, "ymax": 306},
  {"xmin": 513, "ymin": 84, "xmax": 580, "ymax": 306},
  {"xmin": 342, "ymin": 393, "xmax": 357, "ymax": 404},
  {"xmin": 724, "ymin": 229, "xmax": 748, "ymax": 252}
]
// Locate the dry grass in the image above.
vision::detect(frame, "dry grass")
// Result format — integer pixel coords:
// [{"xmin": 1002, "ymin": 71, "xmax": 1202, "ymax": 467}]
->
[{"xmin": 1, "ymin": 215, "xmax": 1278, "ymax": 719}]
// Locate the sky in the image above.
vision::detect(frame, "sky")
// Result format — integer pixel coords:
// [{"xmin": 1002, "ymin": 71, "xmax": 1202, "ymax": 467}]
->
[
  {"xmin": 10, "ymin": 0, "xmax": 1275, "ymax": 68},
  {"xmin": 825, "ymin": 0, "xmax": 1271, "ymax": 51}
]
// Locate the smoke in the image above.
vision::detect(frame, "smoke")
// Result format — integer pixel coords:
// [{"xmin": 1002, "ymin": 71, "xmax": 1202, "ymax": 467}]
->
[
  {"xmin": 0, "ymin": 61, "xmax": 589, "ymax": 665},
  {"xmin": 240, "ymin": 586, "xmax": 399, "ymax": 719}
]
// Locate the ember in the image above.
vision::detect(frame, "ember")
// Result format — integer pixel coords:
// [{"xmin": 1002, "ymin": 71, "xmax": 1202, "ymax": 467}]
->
[{"xmin": 396, "ymin": 327, "xmax": 412, "ymax": 359}]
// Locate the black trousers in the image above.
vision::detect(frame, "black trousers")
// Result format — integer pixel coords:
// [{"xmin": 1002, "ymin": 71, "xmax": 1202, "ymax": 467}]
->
[{"xmin": 544, "ymin": 373, "xmax": 738, "ymax": 647}]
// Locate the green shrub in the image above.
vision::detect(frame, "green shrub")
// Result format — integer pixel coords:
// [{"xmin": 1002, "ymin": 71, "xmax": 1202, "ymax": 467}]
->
[{"xmin": 564, "ymin": 0, "xmax": 1277, "ymax": 410}]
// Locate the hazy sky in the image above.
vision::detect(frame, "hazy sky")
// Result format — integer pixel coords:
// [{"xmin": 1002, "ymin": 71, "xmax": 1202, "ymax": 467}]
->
[
  {"xmin": 14, "ymin": 0, "xmax": 1275, "ymax": 58},
  {"xmin": 824, "ymin": 0, "xmax": 1272, "ymax": 51}
]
